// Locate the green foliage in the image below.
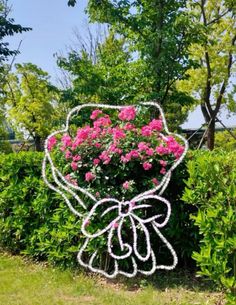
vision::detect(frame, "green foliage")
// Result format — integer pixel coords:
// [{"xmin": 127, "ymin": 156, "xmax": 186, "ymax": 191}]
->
[
  {"xmin": 0, "ymin": 140, "xmax": 12, "ymax": 153},
  {"xmin": 182, "ymin": 150, "xmax": 236, "ymax": 302},
  {"xmin": 215, "ymin": 130, "xmax": 236, "ymax": 151},
  {"xmin": 0, "ymin": 151, "xmax": 197, "ymax": 269}
]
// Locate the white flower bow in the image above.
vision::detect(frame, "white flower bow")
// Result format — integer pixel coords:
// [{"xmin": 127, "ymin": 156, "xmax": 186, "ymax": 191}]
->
[{"xmin": 78, "ymin": 194, "xmax": 178, "ymax": 278}]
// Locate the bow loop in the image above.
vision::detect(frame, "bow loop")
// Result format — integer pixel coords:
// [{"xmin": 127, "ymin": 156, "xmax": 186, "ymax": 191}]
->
[
  {"xmin": 131, "ymin": 195, "xmax": 171, "ymax": 227},
  {"xmin": 81, "ymin": 198, "xmax": 120, "ymax": 238}
]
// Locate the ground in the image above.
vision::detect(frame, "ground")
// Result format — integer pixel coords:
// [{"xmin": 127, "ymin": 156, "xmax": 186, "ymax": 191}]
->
[{"xmin": 0, "ymin": 252, "xmax": 225, "ymax": 305}]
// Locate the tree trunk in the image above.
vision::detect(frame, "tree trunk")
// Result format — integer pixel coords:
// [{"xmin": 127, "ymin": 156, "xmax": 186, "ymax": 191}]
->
[
  {"xmin": 207, "ymin": 119, "xmax": 215, "ymax": 150},
  {"xmin": 34, "ymin": 135, "xmax": 42, "ymax": 151}
]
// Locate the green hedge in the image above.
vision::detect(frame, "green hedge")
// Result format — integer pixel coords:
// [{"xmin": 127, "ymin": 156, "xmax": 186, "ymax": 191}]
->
[
  {"xmin": 0, "ymin": 151, "xmax": 236, "ymax": 302},
  {"xmin": 1, "ymin": 150, "xmax": 235, "ymax": 299},
  {"xmin": 0, "ymin": 151, "xmax": 197, "ymax": 269},
  {"xmin": 183, "ymin": 150, "xmax": 236, "ymax": 303},
  {"xmin": 0, "ymin": 152, "xmax": 82, "ymax": 268}
]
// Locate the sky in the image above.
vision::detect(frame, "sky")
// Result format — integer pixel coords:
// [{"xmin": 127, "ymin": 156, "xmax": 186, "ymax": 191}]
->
[{"xmin": 7, "ymin": 0, "xmax": 236, "ymax": 129}]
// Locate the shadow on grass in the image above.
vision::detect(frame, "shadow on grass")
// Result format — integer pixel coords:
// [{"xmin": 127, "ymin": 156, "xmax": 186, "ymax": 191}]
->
[{"xmin": 74, "ymin": 267, "xmax": 217, "ymax": 293}]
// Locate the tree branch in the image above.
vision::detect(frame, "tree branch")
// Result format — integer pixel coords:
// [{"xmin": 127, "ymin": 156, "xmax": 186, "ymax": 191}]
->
[
  {"xmin": 200, "ymin": 0, "xmax": 213, "ymax": 116},
  {"xmin": 213, "ymin": 33, "xmax": 236, "ymax": 116},
  {"xmin": 201, "ymin": 103, "xmax": 211, "ymax": 122},
  {"xmin": 206, "ymin": 9, "xmax": 230, "ymax": 26}
]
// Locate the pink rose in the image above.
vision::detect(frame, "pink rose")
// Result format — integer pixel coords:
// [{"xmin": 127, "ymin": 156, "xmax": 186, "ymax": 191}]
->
[
  {"xmin": 65, "ymin": 150, "xmax": 72, "ymax": 159},
  {"xmin": 129, "ymin": 150, "xmax": 139, "ymax": 158},
  {"xmin": 90, "ymin": 127, "xmax": 101, "ymax": 139},
  {"xmin": 122, "ymin": 181, "xmax": 130, "ymax": 190},
  {"xmin": 75, "ymin": 126, "xmax": 91, "ymax": 144},
  {"xmin": 160, "ymin": 167, "xmax": 167, "ymax": 175},
  {"xmin": 138, "ymin": 142, "xmax": 149, "ymax": 151},
  {"xmin": 93, "ymin": 158, "xmax": 100, "ymax": 165},
  {"xmin": 143, "ymin": 162, "xmax": 152, "ymax": 171},
  {"xmin": 152, "ymin": 178, "xmax": 159, "ymax": 186},
  {"xmin": 146, "ymin": 148, "xmax": 154, "ymax": 156},
  {"xmin": 121, "ymin": 155, "xmax": 129, "ymax": 163},
  {"xmin": 118, "ymin": 106, "xmax": 136, "ymax": 121},
  {"xmin": 112, "ymin": 127, "xmax": 126, "ymax": 140},
  {"xmin": 71, "ymin": 161, "xmax": 78, "ymax": 171},
  {"xmin": 73, "ymin": 155, "xmax": 81, "ymax": 162},
  {"xmin": 115, "ymin": 148, "xmax": 123, "ymax": 154},
  {"xmin": 85, "ymin": 172, "xmax": 96, "ymax": 182},
  {"xmin": 61, "ymin": 134, "xmax": 72, "ymax": 147},
  {"xmin": 99, "ymin": 151, "xmax": 111, "ymax": 164},
  {"xmin": 94, "ymin": 142, "xmax": 102, "ymax": 148},
  {"xmin": 164, "ymin": 136, "xmax": 184, "ymax": 159},
  {"xmin": 123, "ymin": 122, "xmax": 135, "ymax": 131},
  {"xmin": 64, "ymin": 174, "xmax": 77, "ymax": 186},
  {"xmin": 141, "ymin": 125, "xmax": 152, "ymax": 137},
  {"xmin": 159, "ymin": 160, "xmax": 167, "ymax": 167},
  {"xmin": 156, "ymin": 145, "xmax": 169, "ymax": 155},
  {"xmin": 149, "ymin": 119, "xmax": 162, "ymax": 131},
  {"xmin": 47, "ymin": 136, "xmax": 57, "ymax": 151},
  {"xmin": 90, "ymin": 109, "xmax": 103, "ymax": 120},
  {"xmin": 93, "ymin": 115, "xmax": 112, "ymax": 128}
]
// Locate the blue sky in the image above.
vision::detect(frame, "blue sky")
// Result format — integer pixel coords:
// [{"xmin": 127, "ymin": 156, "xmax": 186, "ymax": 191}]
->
[
  {"xmin": 7, "ymin": 0, "xmax": 236, "ymax": 128},
  {"xmin": 8, "ymin": 0, "xmax": 88, "ymax": 79}
]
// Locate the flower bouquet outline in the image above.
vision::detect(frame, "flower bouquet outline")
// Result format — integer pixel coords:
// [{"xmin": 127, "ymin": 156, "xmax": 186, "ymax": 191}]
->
[{"xmin": 42, "ymin": 101, "xmax": 188, "ymax": 278}]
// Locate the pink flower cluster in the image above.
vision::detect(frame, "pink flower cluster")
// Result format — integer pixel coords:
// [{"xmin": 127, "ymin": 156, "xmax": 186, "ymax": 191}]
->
[
  {"xmin": 141, "ymin": 119, "xmax": 162, "ymax": 137},
  {"xmin": 50, "ymin": 107, "xmax": 185, "ymax": 187},
  {"xmin": 90, "ymin": 109, "xmax": 102, "ymax": 120},
  {"xmin": 118, "ymin": 106, "xmax": 136, "ymax": 121},
  {"xmin": 47, "ymin": 136, "xmax": 57, "ymax": 151},
  {"xmin": 165, "ymin": 136, "xmax": 185, "ymax": 159}
]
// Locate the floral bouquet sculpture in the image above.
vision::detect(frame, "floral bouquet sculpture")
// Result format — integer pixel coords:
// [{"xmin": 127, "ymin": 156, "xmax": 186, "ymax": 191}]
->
[{"xmin": 42, "ymin": 101, "xmax": 188, "ymax": 278}]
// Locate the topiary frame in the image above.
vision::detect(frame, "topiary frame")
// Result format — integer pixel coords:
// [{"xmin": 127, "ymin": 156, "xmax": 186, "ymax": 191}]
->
[{"xmin": 42, "ymin": 101, "xmax": 188, "ymax": 278}]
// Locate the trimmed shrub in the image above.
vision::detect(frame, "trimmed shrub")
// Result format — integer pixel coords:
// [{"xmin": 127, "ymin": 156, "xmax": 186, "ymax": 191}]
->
[
  {"xmin": 182, "ymin": 150, "xmax": 236, "ymax": 303},
  {"xmin": 0, "ymin": 152, "xmax": 197, "ymax": 269}
]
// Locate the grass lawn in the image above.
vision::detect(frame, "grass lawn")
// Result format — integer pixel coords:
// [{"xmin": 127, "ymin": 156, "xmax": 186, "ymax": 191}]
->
[{"xmin": 0, "ymin": 252, "xmax": 224, "ymax": 305}]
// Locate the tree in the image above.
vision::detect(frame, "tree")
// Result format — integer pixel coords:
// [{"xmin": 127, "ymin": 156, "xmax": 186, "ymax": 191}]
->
[
  {"xmin": 177, "ymin": 0, "xmax": 236, "ymax": 150},
  {"xmin": 3, "ymin": 63, "xmax": 60, "ymax": 151},
  {"xmin": 82, "ymin": 1, "xmax": 196, "ymax": 101},
  {"xmin": 59, "ymin": 28, "xmax": 194, "ymax": 130},
  {"xmin": 58, "ymin": 31, "xmax": 142, "ymax": 104},
  {"xmin": 0, "ymin": 1, "xmax": 31, "ymax": 146}
]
